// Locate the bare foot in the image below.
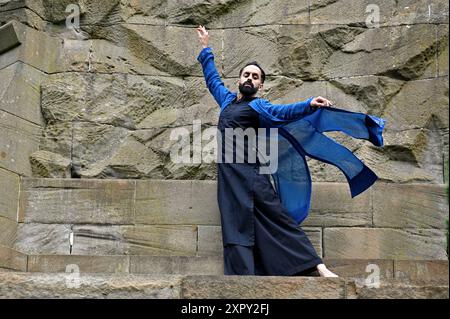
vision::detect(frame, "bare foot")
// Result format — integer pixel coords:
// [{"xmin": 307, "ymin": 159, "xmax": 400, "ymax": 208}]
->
[{"xmin": 316, "ymin": 264, "xmax": 339, "ymax": 277}]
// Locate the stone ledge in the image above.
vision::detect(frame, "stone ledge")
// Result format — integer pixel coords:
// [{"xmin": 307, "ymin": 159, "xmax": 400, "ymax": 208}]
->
[
  {"xmin": 0, "ymin": 272, "xmax": 447, "ymax": 299},
  {"xmin": 24, "ymin": 255, "xmax": 449, "ymax": 281}
]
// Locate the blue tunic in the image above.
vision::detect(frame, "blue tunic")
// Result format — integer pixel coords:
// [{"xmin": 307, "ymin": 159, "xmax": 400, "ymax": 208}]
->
[{"xmin": 197, "ymin": 47, "xmax": 386, "ymax": 249}]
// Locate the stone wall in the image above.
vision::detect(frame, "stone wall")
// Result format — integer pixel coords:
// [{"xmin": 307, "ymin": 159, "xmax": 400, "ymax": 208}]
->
[
  {"xmin": 0, "ymin": 0, "xmax": 449, "ymax": 262},
  {"xmin": 0, "ymin": 0, "xmax": 448, "ymax": 182},
  {"xmin": 14, "ymin": 179, "xmax": 449, "ymax": 260}
]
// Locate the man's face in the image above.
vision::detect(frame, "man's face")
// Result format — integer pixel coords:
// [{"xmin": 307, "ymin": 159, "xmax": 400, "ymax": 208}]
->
[{"xmin": 238, "ymin": 65, "xmax": 263, "ymax": 96}]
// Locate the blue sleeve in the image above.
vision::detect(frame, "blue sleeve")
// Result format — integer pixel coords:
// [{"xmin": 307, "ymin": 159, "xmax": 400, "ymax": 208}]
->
[
  {"xmin": 265, "ymin": 96, "xmax": 316, "ymax": 120},
  {"xmin": 197, "ymin": 47, "xmax": 234, "ymax": 108}
]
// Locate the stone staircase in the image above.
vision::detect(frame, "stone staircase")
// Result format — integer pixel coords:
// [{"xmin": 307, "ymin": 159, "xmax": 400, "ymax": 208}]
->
[{"xmin": 0, "ymin": 177, "xmax": 448, "ymax": 298}]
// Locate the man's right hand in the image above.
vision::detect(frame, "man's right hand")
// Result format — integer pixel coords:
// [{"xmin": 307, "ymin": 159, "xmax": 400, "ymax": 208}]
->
[{"xmin": 196, "ymin": 25, "xmax": 209, "ymax": 49}]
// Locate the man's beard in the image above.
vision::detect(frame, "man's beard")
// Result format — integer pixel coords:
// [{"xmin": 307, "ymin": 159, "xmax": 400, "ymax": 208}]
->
[{"xmin": 238, "ymin": 81, "xmax": 258, "ymax": 96}]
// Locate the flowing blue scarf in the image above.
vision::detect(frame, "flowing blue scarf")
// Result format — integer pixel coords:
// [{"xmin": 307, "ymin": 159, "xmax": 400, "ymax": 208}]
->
[{"xmin": 198, "ymin": 47, "xmax": 385, "ymax": 224}]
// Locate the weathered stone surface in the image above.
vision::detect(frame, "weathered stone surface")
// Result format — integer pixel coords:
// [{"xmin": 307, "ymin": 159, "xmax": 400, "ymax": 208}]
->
[
  {"xmin": 18, "ymin": 178, "xmax": 136, "ymax": 224},
  {"xmin": 304, "ymin": 227, "xmax": 323, "ymax": 257},
  {"xmin": 130, "ymin": 256, "xmax": 223, "ymax": 275},
  {"xmin": 0, "ymin": 245, "xmax": 26, "ymax": 271},
  {"xmin": 40, "ymin": 72, "xmax": 186, "ymax": 128},
  {"xmin": 38, "ymin": 122, "xmax": 73, "ymax": 159},
  {"xmin": 0, "ymin": 21, "xmax": 90, "ymax": 73},
  {"xmin": 324, "ymin": 228, "xmax": 448, "ymax": 260},
  {"xmin": 0, "ymin": 7, "xmax": 47, "ymax": 31},
  {"xmin": 390, "ymin": 0, "xmax": 449, "ymax": 24},
  {"xmin": 0, "ymin": 271, "xmax": 446, "ymax": 299},
  {"xmin": 0, "ymin": 21, "xmax": 20, "ymax": 54},
  {"xmin": 310, "ymin": 0, "xmax": 448, "ymax": 26},
  {"xmin": 373, "ymin": 183, "xmax": 448, "ymax": 229},
  {"xmin": 84, "ymin": 24, "xmax": 223, "ymax": 77},
  {"xmin": 438, "ymin": 24, "xmax": 448, "ymax": 76},
  {"xmin": 72, "ymin": 225, "xmax": 197, "ymax": 256},
  {"xmin": 70, "ymin": 122, "xmax": 165, "ymax": 179},
  {"xmin": 0, "ymin": 110, "xmax": 41, "ymax": 176},
  {"xmin": 27, "ymin": 255, "xmax": 130, "ymax": 273},
  {"xmin": 278, "ymin": 24, "xmax": 365, "ymax": 80},
  {"xmin": 30, "ymin": 150, "xmax": 71, "ymax": 178},
  {"xmin": 14, "ymin": 223, "xmax": 71, "ymax": 255},
  {"xmin": 223, "ymin": 25, "xmax": 281, "ymax": 77},
  {"xmin": 181, "ymin": 276, "xmax": 345, "ymax": 299},
  {"xmin": 327, "ymin": 75, "xmax": 404, "ymax": 117},
  {"xmin": 136, "ymin": 180, "xmax": 220, "ymax": 226},
  {"xmin": 323, "ymin": 259, "xmax": 394, "ymax": 281},
  {"xmin": 0, "ymin": 62, "xmax": 45, "ymax": 126},
  {"xmin": 394, "ymin": 260, "xmax": 449, "ymax": 284},
  {"xmin": 0, "ymin": 272, "xmax": 183, "ymax": 299},
  {"xmin": 384, "ymin": 77, "xmax": 448, "ymax": 131},
  {"xmin": 0, "ymin": 216, "xmax": 17, "ymax": 248},
  {"xmin": 197, "ymin": 226, "xmax": 223, "ymax": 257},
  {"xmin": 347, "ymin": 280, "xmax": 449, "ymax": 299},
  {"xmin": 0, "ymin": 167, "xmax": 19, "ymax": 221},
  {"xmin": 303, "ymin": 182, "xmax": 372, "ymax": 227},
  {"xmin": 323, "ymin": 24, "xmax": 441, "ymax": 80},
  {"xmin": 362, "ymin": 129, "xmax": 447, "ymax": 184}
]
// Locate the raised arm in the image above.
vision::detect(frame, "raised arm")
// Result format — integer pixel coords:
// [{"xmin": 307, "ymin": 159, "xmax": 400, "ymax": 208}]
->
[{"xmin": 196, "ymin": 25, "xmax": 234, "ymax": 109}]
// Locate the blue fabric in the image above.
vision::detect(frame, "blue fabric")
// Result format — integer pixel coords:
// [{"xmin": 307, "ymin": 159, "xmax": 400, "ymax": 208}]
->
[{"xmin": 198, "ymin": 47, "xmax": 386, "ymax": 225}]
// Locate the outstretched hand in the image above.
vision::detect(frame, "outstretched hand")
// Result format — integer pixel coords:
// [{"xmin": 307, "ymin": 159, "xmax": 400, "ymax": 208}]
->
[
  {"xmin": 311, "ymin": 96, "xmax": 333, "ymax": 108},
  {"xmin": 196, "ymin": 25, "xmax": 209, "ymax": 49}
]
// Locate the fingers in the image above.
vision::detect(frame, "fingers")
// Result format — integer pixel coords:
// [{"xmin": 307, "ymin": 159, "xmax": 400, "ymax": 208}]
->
[
  {"xmin": 196, "ymin": 25, "xmax": 208, "ymax": 36},
  {"xmin": 316, "ymin": 96, "xmax": 333, "ymax": 106},
  {"xmin": 313, "ymin": 96, "xmax": 333, "ymax": 108}
]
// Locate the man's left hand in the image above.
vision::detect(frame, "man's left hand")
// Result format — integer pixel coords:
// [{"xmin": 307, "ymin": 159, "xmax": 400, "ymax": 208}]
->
[{"xmin": 311, "ymin": 96, "xmax": 333, "ymax": 108}]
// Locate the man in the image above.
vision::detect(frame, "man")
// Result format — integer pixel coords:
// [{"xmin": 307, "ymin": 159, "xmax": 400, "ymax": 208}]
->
[{"xmin": 196, "ymin": 25, "xmax": 340, "ymax": 277}]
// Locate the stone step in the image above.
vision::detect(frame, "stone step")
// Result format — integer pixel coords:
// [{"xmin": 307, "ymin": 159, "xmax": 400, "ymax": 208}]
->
[
  {"xmin": 23, "ymin": 255, "xmax": 450, "ymax": 284},
  {"xmin": 14, "ymin": 178, "xmax": 449, "ymax": 260},
  {"xmin": 0, "ymin": 272, "xmax": 447, "ymax": 299}
]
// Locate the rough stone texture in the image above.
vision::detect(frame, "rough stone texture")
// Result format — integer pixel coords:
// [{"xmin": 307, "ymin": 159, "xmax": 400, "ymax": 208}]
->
[
  {"xmin": 394, "ymin": 260, "xmax": 449, "ymax": 284},
  {"xmin": 0, "ymin": 272, "xmax": 183, "ymax": 299},
  {"xmin": 71, "ymin": 225, "xmax": 198, "ymax": 256},
  {"xmin": 0, "ymin": 216, "xmax": 17, "ymax": 248},
  {"xmin": 18, "ymin": 178, "xmax": 136, "ymax": 224},
  {"xmin": 0, "ymin": 110, "xmax": 41, "ymax": 176},
  {"xmin": 14, "ymin": 223, "xmax": 71, "ymax": 255},
  {"xmin": 347, "ymin": 280, "xmax": 449, "ymax": 299},
  {"xmin": 0, "ymin": 62, "xmax": 45, "ymax": 126},
  {"xmin": 27, "ymin": 255, "xmax": 129, "ymax": 273},
  {"xmin": 303, "ymin": 182, "xmax": 372, "ymax": 227},
  {"xmin": 0, "ymin": 21, "xmax": 20, "ymax": 54},
  {"xmin": 373, "ymin": 183, "xmax": 449, "ymax": 229},
  {"xmin": 130, "ymin": 256, "xmax": 223, "ymax": 275},
  {"xmin": 12, "ymin": 178, "xmax": 450, "ymax": 260},
  {"xmin": 0, "ymin": 245, "xmax": 26, "ymax": 271},
  {"xmin": 324, "ymin": 228, "xmax": 448, "ymax": 260},
  {"xmin": 0, "ymin": 271, "xmax": 446, "ymax": 299},
  {"xmin": 29, "ymin": 150, "xmax": 71, "ymax": 178},
  {"xmin": 181, "ymin": 276, "xmax": 346, "ymax": 299},
  {"xmin": 323, "ymin": 259, "xmax": 394, "ymax": 282},
  {"xmin": 0, "ymin": 167, "xmax": 19, "ymax": 221},
  {"xmin": 0, "ymin": 1, "xmax": 444, "ymax": 183},
  {"xmin": 136, "ymin": 180, "xmax": 220, "ymax": 225},
  {"xmin": 197, "ymin": 225, "xmax": 223, "ymax": 257}
]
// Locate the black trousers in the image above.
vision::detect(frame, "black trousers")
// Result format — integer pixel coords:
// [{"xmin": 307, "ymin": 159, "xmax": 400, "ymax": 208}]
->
[{"xmin": 223, "ymin": 171, "xmax": 323, "ymax": 276}]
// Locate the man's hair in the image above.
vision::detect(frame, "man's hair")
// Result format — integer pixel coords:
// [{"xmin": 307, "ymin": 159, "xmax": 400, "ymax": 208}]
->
[{"xmin": 239, "ymin": 61, "xmax": 266, "ymax": 83}]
